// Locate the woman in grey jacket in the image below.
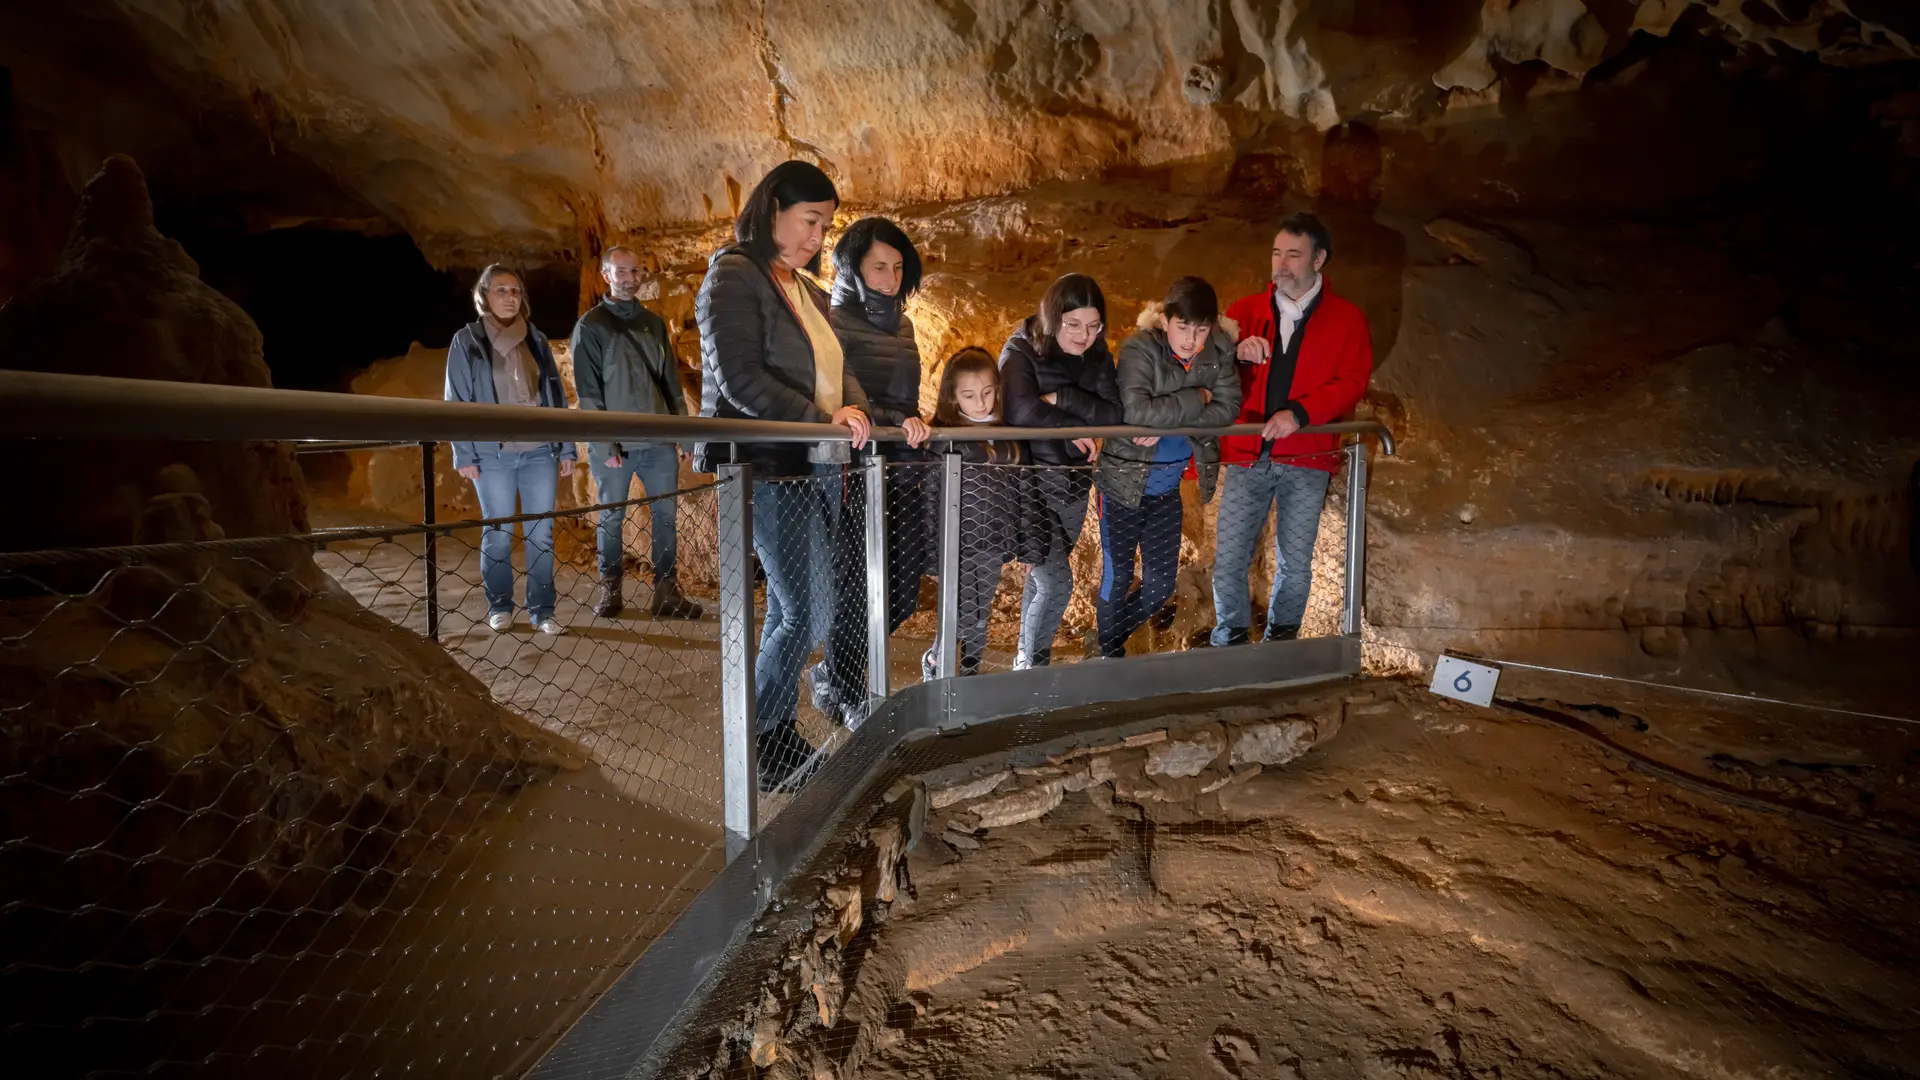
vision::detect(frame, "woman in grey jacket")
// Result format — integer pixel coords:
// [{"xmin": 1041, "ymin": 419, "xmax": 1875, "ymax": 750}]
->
[
  {"xmin": 1093, "ymin": 276, "xmax": 1242, "ymax": 658},
  {"xmin": 444, "ymin": 264, "xmax": 579, "ymax": 636},
  {"xmin": 693, "ymin": 160, "xmax": 872, "ymax": 793}
]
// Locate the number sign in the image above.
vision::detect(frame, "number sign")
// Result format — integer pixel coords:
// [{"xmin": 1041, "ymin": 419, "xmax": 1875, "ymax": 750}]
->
[{"xmin": 1430, "ymin": 654, "xmax": 1499, "ymax": 707}]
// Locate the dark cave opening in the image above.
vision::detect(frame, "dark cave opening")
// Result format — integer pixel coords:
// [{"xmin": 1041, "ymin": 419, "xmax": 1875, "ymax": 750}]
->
[{"xmin": 153, "ymin": 208, "xmax": 584, "ymax": 391}]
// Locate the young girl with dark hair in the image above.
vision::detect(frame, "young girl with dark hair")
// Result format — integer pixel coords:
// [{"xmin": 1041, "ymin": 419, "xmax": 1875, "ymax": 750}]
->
[{"xmin": 921, "ymin": 348, "xmax": 1046, "ymax": 679}]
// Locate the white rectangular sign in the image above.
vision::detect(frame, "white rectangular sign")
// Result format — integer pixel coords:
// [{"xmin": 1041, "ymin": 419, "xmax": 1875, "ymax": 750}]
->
[{"xmin": 1430, "ymin": 654, "xmax": 1500, "ymax": 707}]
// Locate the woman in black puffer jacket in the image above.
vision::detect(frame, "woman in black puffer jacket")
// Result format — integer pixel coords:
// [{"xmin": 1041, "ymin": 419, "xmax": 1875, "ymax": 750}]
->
[
  {"xmin": 693, "ymin": 160, "xmax": 873, "ymax": 793},
  {"xmin": 810, "ymin": 217, "xmax": 937, "ymax": 720},
  {"xmin": 999, "ymin": 273, "xmax": 1123, "ymax": 668}
]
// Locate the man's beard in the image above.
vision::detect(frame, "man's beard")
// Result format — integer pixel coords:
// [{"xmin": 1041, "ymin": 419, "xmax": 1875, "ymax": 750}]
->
[{"xmin": 1273, "ymin": 270, "xmax": 1317, "ymax": 299}]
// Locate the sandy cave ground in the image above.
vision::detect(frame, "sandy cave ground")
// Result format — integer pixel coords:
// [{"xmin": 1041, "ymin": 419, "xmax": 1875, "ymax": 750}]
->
[{"xmin": 770, "ymin": 679, "xmax": 1920, "ymax": 1080}]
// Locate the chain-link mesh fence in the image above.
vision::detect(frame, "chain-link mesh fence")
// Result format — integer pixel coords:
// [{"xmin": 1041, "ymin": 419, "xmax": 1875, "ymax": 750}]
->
[
  {"xmin": 0, "ymin": 479, "xmax": 732, "ymax": 1079},
  {"xmin": 1, "ymin": 427, "xmax": 1381, "ymax": 1079},
  {"xmin": 861, "ymin": 449, "xmax": 1354, "ymax": 680}
]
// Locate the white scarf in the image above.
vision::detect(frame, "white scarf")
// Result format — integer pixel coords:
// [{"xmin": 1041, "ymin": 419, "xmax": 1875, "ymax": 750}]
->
[{"xmin": 1275, "ymin": 277, "xmax": 1323, "ymax": 352}]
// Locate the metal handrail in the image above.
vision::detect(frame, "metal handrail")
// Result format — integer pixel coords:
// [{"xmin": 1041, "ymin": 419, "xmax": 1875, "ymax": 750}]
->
[{"xmin": 0, "ymin": 370, "xmax": 1396, "ymax": 455}]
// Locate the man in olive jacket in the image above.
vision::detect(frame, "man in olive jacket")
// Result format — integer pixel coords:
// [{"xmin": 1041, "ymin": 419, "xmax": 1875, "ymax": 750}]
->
[{"xmin": 572, "ymin": 245, "xmax": 701, "ymax": 620}]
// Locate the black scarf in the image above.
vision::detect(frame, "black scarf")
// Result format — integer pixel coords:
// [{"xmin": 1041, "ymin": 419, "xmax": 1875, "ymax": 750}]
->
[{"xmin": 831, "ymin": 266, "xmax": 903, "ymax": 334}]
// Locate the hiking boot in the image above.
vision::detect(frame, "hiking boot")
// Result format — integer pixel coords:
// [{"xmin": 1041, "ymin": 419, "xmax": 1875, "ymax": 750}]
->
[
  {"xmin": 756, "ymin": 729, "xmax": 819, "ymax": 794},
  {"xmin": 593, "ymin": 573, "xmax": 623, "ymax": 618},
  {"xmin": 649, "ymin": 576, "xmax": 704, "ymax": 620},
  {"xmin": 1264, "ymin": 624, "xmax": 1300, "ymax": 642}
]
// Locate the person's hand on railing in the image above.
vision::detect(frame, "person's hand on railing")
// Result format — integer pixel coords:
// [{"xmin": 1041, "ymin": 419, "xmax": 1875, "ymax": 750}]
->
[
  {"xmin": 832, "ymin": 405, "xmax": 872, "ymax": 449},
  {"xmin": 1262, "ymin": 411, "xmax": 1301, "ymax": 440},
  {"xmin": 1072, "ymin": 437, "xmax": 1099, "ymax": 461},
  {"xmin": 1236, "ymin": 337, "xmax": 1271, "ymax": 364},
  {"xmin": 458, "ymin": 465, "xmax": 480, "ymax": 480},
  {"xmin": 901, "ymin": 416, "xmax": 932, "ymax": 448}
]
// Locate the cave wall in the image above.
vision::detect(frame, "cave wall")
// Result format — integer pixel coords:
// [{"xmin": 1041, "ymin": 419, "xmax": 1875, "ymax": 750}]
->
[{"xmin": 4, "ymin": 0, "xmax": 1914, "ymax": 267}]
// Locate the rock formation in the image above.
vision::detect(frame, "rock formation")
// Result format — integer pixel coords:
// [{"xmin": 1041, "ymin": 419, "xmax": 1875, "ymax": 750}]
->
[{"xmin": 0, "ymin": 158, "xmax": 580, "ymax": 1068}]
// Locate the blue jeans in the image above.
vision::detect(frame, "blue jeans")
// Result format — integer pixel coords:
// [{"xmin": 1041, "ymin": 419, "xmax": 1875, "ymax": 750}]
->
[
  {"xmin": 591, "ymin": 443, "xmax": 681, "ymax": 582},
  {"xmin": 1016, "ymin": 487, "xmax": 1090, "ymax": 667},
  {"xmin": 472, "ymin": 447, "xmax": 560, "ymax": 621},
  {"xmin": 1096, "ymin": 491, "xmax": 1183, "ymax": 658},
  {"xmin": 1210, "ymin": 459, "xmax": 1331, "ymax": 644},
  {"xmin": 752, "ymin": 471, "xmax": 841, "ymax": 739}
]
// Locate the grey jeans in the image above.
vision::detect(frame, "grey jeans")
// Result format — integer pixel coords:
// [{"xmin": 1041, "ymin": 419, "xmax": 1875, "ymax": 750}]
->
[{"xmin": 1015, "ymin": 487, "xmax": 1090, "ymax": 667}]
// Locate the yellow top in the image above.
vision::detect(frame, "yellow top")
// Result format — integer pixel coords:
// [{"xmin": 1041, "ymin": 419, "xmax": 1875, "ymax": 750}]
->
[{"xmin": 782, "ymin": 275, "xmax": 845, "ymax": 416}]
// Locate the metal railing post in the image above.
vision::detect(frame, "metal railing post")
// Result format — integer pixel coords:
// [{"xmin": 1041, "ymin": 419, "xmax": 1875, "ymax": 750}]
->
[
  {"xmin": 1341, "ymin": 441, "xmax": 1368, "ymax": 637},
  {"xmin": 421, "ymin": 441, "xmax": 439, "ymax": 642},
  {"xmin": 936, "ymin": 452, "xmax": 961, "ymax": 679},
  {"xmin": 863, "ymin": 456, "xmax": 889, "ymax": 702},
  {"xmin": 716, "ymin": 464, "xmax": 759, "ymax": 858}
]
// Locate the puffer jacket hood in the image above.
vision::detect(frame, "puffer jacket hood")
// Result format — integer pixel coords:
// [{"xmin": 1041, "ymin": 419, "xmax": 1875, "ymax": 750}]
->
[
  {"xmin": 1133, "ymin": 301, "xmax": 1240, "ymax": 341},
  {"xmin": 830, "ymin": 266, "xmax": 904, "ymax": 335}
]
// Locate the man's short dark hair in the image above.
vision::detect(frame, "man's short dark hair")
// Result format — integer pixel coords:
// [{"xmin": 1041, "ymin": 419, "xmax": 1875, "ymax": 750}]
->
[
  {"xmin": 832, "ymin": 216, "xmax": 924, "ymax": 298},
  {"xmin": 1163, "ymin": 276, "xmax": 1219, "ymax": 326},
  {"xmin": 1276, "ymin": 211, "xmax": 1332, "ymax": 260},
  {"xmin": 734, "ymin": 160, "xmax": 839, "ymax": 273}
]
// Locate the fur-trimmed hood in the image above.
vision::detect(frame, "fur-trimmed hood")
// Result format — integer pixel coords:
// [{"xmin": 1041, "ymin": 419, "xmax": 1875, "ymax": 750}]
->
[{"xmin": 1134, "ymin": 300, "xmax": 1240, "ymax": 341}]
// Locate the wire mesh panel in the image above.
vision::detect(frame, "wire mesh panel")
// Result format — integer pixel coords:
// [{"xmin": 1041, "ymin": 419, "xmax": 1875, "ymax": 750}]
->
[
  {"xmin": 0, "ymin": 484, "xmax": 730, "ymax": 1079},
  {"xmin": 899, "ymin": 448, "xmax": 1355, "ymax": 679}
]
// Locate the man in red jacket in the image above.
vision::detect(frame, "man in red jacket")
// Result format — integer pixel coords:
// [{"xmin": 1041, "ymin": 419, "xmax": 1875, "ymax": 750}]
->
[{"xmin": 1208, "ymin": 212, "xmax": 1373, "ymax": 646}]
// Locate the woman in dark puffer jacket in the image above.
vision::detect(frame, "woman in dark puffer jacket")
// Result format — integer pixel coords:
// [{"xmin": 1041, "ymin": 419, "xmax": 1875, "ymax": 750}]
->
[
  {"xmin": 998, "ymin": 273, "xmax": 1123, "ymax": 668},
  {"xmin": 692, "ymin": 160, "xmax": 873, "ymax": 793},
  {"xmin": 810, "ymin": 217, "xmax": 936, "ymax": 722}
]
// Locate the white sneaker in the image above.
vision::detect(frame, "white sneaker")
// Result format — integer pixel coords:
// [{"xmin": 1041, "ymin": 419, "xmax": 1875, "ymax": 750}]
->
[
  {"xmin": 487, "ymin": 612, "xmax": 513, "ymax": 633},
  {"xmin": 535, "ymin": 617, "xmax": 568, "ymax": 636}
]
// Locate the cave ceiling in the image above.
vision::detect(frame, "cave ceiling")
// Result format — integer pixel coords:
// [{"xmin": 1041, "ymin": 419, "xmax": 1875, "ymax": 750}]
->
[{"xmin": 1, "ymin": 0, "xmax": 1914, "ymax": 265}]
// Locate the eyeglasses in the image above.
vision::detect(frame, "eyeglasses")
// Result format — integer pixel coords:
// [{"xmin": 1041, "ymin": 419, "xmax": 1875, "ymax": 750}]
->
[{"xmin": 1059, "ymin": 319, "xmax": 1103, "ymax": 337}]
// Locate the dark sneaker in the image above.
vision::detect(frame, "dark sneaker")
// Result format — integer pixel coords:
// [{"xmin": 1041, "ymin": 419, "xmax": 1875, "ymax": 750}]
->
[
  {"xmin": 1264, "ymin": 624, "xmax": 1300, "ymax": 642},
  {"xmin": 593, "ymin": 576, "xmax": 623, "ymax": 618},
  {"xmin": 755, "ymin": 731, "xmax": 817, "ymax": 794},
  {"xmin": 649, "ymin": 577, "xmax": 704, "ymax": 620}
]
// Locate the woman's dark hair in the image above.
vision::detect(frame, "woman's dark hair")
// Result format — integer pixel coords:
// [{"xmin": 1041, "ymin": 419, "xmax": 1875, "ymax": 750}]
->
[
  {"xmin": 931, "ymin": 347, "xmax": 1000, "ymax": 427},
  {"xmin": 734, "ymin": 160, "xmax": 839, "ymax": 273},
  {"xmin": 1036, "ymin": 273, "xmax": 1107, "ymax": 340},
  {"xmin": 833, "ymin": 216, "xmax": 923, "ymax": 298},
  {"xmin": 1163, "ymin": 276, "xmax": 1219, "ymax": 326}
]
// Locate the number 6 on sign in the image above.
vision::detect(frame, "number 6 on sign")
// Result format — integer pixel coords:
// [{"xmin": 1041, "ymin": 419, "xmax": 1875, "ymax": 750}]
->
[{"xmin": 1430, "ymin": 654, "xmax": 1500, "ymax": 707}]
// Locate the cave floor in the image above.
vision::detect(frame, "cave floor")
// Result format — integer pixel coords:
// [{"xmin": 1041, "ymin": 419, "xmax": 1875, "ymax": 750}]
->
[{"xmin": 823, "ymin": 684, "xmax": 1920, "ymax": 1080}]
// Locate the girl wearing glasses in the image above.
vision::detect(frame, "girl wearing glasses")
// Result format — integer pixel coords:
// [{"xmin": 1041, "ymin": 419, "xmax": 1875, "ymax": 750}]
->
[{"xmin": 997, "ymin": 273, "xmax": 1123, "ymax": 667}]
